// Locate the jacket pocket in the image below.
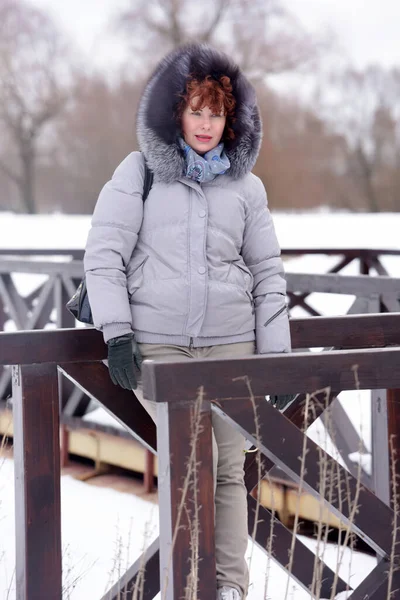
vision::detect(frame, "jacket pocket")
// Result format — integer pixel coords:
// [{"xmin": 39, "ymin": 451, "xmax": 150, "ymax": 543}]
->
[
  {"xmin": 246, "ymin": 290, "xmax": 255, "ymax": 314},
  {"xmin": 231, "ymin": 260, "xmax": 254, "ymax": 291},
  {"xmin": 263, "ymin": 304, "xmax": 287, "ymax": 328},
  {"xmin": 127, "ymin": 255, "xmax": 149, "ymax": 297}
]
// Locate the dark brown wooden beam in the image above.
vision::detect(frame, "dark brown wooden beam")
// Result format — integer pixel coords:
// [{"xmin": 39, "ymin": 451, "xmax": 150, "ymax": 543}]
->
[
  {"xmin": 328, "ymin": 255, "xmax": 355, "ymax": 273},
  {"xmin": 370, "ymin": 256, "xmax": 390, "ymax": 276},
  {"xmin": 248, "ymin": 495, "xmax": 348, "ymax": 597},
  {"xmin": 287, "ymin": 292, "xmax": 321, "ymax": 317},
  {"xmin": 360, "ymin": 259, "xmax": 370, "ymax": 275},
  {"xmin": 13, "ymin": 363, "xmax": 62, "ymax": 600},
  {"xmin": 386, "ymin": 389, "xmax": 400, "ymax": 512},
  {"xmin": 290, "ymin": 312, "xmax": 400, "ymax": 349},
  {"xmin": 2, "ymin": 313, "xmax": 400, "ymax": 366},
  {"xmin": 59, "ymin": 362, "xmax": 157, "ymax": 452},
  {"xmin": 143, "ymin": 346, "xmax": 400, "ymax": 403},
  {"xmin": 244, "ymin": 389, "xmax": 342, "ymax": 492},
  {"xmin": 0, "ymin": 328, "xmax": 106, "ymax": 366},
  {"xmin": 157, "ymin": 398, "xmax": 216, "ymax": 600},
  {"xmin": 347, "ymin": 559, "xmax": 394, "ymax": 599},
  {"xmin": 144, "ymin": 450, "xmax": 155, "ymax": 494},
  {"xmin": 214, "ymin": 397, "xmax": 396, "ymax": 557},
  {"xmin": 100, "ymin": 537, "xmax": 160, "ymax": 600}
]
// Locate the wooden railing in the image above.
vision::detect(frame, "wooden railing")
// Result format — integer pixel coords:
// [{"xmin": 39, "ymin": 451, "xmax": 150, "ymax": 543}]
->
[
  {"xmin": 1, "ymin": 313, "xmax": 400, "ymax": 598},
  {"xmin": 281, "ymin": 247, "xmax": 400, "ymax": 274},
  {"xmin": 1, "ymin": 247, "xmax": 399, "ymax": 327},
  {"xmin": 1, "ymin": 247, "xmax": 400, "ymax": 497},
  {"xmin": 1, "ymin": 246, "xmax": 398, "ymax": 265},
  {"xmin": 1, "ymin": 247, "xmax": 398, "ymax": 334},
  {"xmin": 282, "ymin": 247, "xmax": 400, "ymax": 315},
  {"xmin": 0, "ymin": 255, "xmax": 85, "ymax": 413},
  {"xmin": 1, "ymin": 248, "xmax": 399, "ymax": 405}
]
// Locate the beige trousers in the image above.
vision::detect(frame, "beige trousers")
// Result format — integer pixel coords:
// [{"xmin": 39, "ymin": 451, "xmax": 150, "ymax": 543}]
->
[{"xmin": 135, "ymin": 341, "xmax": 255, "ymax": 597}]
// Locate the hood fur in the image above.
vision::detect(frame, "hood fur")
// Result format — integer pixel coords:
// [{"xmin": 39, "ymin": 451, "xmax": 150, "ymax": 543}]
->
[{"xmin": 136, "ymin": 44, "xmax": 262, "ymax": 183}]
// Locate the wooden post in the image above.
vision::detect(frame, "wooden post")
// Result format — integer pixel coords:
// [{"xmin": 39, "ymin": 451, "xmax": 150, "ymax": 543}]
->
[
  {"xmin": 157, "ymin": 399, "xmax": 216, "ymax": 600},
  {"xmin": 60, "ymin": 424, "xmax": 70, "ymax": 468},
  {"xmin": 360, "ymin": 257, "xmax": 370, "ymax": 275},
  {"xmin": 13, "ymin": 363, "xmax": 62, "ymax": 600},
  {"xmin": 386, "ymin": 389, "xmax": 400, "ymax": 511},
  {"xmin": 144, "ymin": 449, "xmax": 155, "ymax": 493},
  {"xmin": 371, "ymin": 390, "xmax": 391, "ymax": 505}
]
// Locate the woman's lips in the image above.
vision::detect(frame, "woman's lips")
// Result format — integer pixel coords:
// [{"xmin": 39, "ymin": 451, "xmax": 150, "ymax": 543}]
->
[{"xmin": 195, "ymin": 135, "xmax": 212, "ymax": 141}]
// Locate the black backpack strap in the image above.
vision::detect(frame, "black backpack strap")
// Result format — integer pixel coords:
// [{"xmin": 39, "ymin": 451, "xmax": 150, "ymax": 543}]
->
[{"xmin": 142, "ymin": 155, "xmax": 154, "ymax": 202}]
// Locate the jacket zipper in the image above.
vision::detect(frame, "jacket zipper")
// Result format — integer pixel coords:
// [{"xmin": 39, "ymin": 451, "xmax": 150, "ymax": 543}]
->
[{"xmin": 263, "ymin": 305, "xmax": 287, "ymax": 328}]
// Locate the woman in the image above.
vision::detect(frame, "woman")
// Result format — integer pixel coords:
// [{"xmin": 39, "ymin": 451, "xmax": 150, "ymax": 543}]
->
[{"xmin": 84, "ymin": 43, "xmax": 291, "ymax": 600}]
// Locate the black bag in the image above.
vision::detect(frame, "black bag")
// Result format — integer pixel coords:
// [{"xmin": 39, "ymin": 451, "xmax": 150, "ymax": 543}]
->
[{"xmin": 66, "ymin": 157, "xmax": 154, "ymax": 324}]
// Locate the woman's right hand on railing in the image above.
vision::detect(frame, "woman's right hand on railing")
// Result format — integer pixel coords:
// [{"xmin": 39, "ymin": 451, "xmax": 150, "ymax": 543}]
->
[{"xmin": 107, "ymin": 333, "xmax": 143, "ymax": 390}]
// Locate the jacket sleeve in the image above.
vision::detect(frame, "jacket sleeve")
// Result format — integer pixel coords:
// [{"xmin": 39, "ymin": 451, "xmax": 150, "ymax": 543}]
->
[
  {"xmin": 241, "ymin": 176, "xmax": 291, "ymax": 354},
  {"xmin": 83, "ymin": 152, "xmax": 145, "ymax": 343}
]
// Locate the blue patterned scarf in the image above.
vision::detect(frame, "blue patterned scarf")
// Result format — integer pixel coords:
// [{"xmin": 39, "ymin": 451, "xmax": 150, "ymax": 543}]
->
[{"xmin": 179, "ymin": 137, "xmax": 230, "ymax": 183}]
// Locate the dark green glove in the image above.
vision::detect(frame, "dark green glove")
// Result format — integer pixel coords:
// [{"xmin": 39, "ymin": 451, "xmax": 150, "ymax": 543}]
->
[
  {"xmin": 107, "ymin": 333, "xmax": 142, "ymax": 390},
  {"xmin": 270, "ymin": 394, "xmax": 297, "ymax": 411}
]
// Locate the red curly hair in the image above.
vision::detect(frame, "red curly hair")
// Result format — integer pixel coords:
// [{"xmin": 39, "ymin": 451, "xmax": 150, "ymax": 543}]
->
[{"xmin": 176, "ymin": 75, "xmax": 236, "ymax": 141}]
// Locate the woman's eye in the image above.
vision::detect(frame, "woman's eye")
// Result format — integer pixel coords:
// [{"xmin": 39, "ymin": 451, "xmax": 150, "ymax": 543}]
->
[{"xmin": 191, "ymin": 112, "xmax": 201, "ymax": 116}]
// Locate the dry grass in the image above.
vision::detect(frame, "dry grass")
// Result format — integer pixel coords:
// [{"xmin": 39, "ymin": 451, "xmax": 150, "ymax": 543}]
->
[
  {"xmin": 63, "ymin": 544, "xmax": 97, "ymax": 600},
  {"xmin": 125, "ymin": 376, "xmax": 396, "ymax": 600},
  {"xmin": 3, "ymin": 368, "xmax": 398, "ymax": 600}
]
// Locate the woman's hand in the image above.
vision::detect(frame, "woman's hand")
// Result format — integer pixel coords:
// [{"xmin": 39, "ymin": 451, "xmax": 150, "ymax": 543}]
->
[
  {"xmin": 269, "ymin": 394, "xmax": 297, "ymax": 411},
  {"xmin": 107, "ymin": 334, "xmax": 142, "ymax": 390}
]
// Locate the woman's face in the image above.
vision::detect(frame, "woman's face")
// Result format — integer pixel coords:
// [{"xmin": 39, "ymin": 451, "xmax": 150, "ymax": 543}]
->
[{"xmin": 181, "ymin": 100, "xmax": 226, "ymax": 154}]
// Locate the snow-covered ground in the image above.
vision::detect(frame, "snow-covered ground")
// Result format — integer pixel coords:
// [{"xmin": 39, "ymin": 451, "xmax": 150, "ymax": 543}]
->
[
  {"xmin": 1, "ymin": 210, "xmax": 400, "ymax": 251},
  {"xmin": 0, "ymin": 456, "xmax": 376, "ymax": 600},
  {"xmin": 1, "ymin": 210, "xmax": 398, "ymax": 599}
]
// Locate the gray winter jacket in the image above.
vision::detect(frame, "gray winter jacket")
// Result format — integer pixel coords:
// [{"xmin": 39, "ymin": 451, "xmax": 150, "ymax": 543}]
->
[{"xmin": 84, "ymin": 44, "xmax": 291, "ymax": 354}]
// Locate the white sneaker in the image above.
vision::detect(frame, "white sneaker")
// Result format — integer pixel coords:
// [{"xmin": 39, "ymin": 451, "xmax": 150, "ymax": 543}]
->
[{"xmin": 217, "ymin": 586, "xmax": 242, "ymax": 600}]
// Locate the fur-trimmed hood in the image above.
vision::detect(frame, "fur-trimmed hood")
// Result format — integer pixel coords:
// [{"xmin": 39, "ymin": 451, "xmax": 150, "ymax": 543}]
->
[{"xmin": 136, "ymin": 43, "xmax": 262, "ymax": 183}]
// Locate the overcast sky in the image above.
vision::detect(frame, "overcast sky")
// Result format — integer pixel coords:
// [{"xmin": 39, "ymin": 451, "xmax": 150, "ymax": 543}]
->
[{"xmin": 30, "ymin": 0, "xmax": 400, "ymax": 72}]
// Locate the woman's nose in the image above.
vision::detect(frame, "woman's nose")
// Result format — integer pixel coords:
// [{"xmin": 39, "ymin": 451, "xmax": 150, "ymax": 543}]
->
[{"xmin": 201, "ymin": 117, "xmax": 211, "ymax": 130}]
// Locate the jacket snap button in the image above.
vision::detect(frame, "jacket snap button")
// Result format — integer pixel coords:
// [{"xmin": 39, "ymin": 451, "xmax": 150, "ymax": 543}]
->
[
  {"xmin": 198, "ymin": 266, "xmax": 206, "ymax": 274},
  {"xmin": 199, "ymin": 210, "xmax": 206, "ymax": 218}
]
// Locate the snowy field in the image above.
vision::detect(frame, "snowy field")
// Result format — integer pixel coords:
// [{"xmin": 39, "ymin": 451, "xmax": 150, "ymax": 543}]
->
[
  {"xmin": 1, "ymin": 210, "xmax": 400, "ymax": 252},
  {"xmin": 0, "ymin": 211, "xmax": 399, "ymax": 599},
  {"xmin": 0, "ymin": 456, "xmax": 376, "ymax": 600}
]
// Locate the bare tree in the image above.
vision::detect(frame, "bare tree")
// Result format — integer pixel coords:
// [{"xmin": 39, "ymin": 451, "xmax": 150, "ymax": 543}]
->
[
  {"xmin": 254, "ymin": 85, "xmax": 350, "ymax": 211},
  {"xmin": 0, "ymin": 0, "xmax": 72, "ymax": 213},
  {"xmin": 316, "ymin": 67, "xmax": 400, "ymax": 212},
  {"xmin": 223, "ymin": 2, "xmax": 326, "ymax": 81},
  {"xmin": 115, "ymin": 0, "xmax": 326, "ymax": 80},
  {"xmin": 116, "ymin": 0, "xmax": 230, "ymax": 53},
  {"xmin": 45, "ymin": 73, "xmax": 143, "ymax": 214}
]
